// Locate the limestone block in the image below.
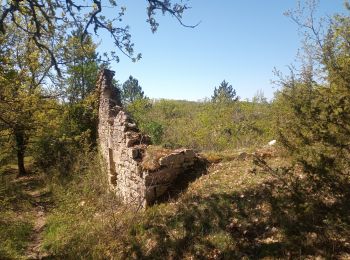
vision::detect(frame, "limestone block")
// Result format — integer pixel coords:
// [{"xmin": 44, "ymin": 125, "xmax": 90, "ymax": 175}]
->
[{"xmin": 159, "ymin": 149, "xmax": 196, "ymax": 168}]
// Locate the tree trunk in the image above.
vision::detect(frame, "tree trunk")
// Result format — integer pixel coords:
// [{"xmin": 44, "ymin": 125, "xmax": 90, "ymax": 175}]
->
[{"xmin": 15, "ymin": 130, "xmax": 27, "ymax": 176}]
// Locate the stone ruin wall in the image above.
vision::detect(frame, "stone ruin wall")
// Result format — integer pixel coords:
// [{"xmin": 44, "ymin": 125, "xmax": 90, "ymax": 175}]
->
[{"xmin": 97, "ymin": 69, "xmax": 199, "ymax": 208}]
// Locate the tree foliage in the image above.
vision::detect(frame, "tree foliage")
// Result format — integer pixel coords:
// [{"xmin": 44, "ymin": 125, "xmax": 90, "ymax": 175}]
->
[
  {"xmin": 212, "ymin": 80, "xmax": 239, "ymax": 103},
  {"xmin": 128, "ymin": 98, "xmax": 273, "ymax": 151},
  {"xmin": 121, "ymin": 76, "xmax": 146, "ymax": 105},
  {"xmin": 252, "ymin": 89, "xmax": 268, "ymax": 104},
  {"xmin": 0, "ymin": 0, "xmax": 196, "ymax": 73},
  {"xmin": 0, "ymin": 0, "xmax": 197, "ymax": 176},
  {"xmin": 0, "ymin": 19, "xmax": 99, "ymax": 175},
  {"xmin": 274, "ymin": 4, "xmax": 350, "ymax": 192},
  {"xmin": 0, "ymin": 22, "xmax": 53, "ymax": 176},
  {"xmin": 65, "ymin": 27, "xmax": 100, "ymax": 103}
]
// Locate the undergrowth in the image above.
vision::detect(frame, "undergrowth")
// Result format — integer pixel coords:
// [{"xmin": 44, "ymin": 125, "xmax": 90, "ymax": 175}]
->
[
  {"xmin": 42, "ymin": 150, "xmax": 135, "ymax": 259},
  {"xmin": 0, "ymin": 166, "xmax": 35, "ymax": 259},
  {"xmin": 3, "ymin": 149, "xmax": 349, "ymax": 259},
  {"xmin": 120, "ymin": 155, "xmax": 350, "ymax": 259},
  {"xmin": 0, "ymin": 214, "xmax": 33, "ymax": 259}
]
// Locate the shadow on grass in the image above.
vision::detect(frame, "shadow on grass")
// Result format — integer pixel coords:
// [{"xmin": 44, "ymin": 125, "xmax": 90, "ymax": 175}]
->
[
  {"xmin": 123, "ymin": 178, "xmax": 350, "ymax": 259},
  {"xmin": 155, "ymin": 159, "xmax": 209, "ymax": 204},
  {"xmin": 0, "ymin": 166, "xmax": 44, "ymax": 258},
  {"xmin": 1, "ymin": 166, "xmax": 53, "ymax": 213}
]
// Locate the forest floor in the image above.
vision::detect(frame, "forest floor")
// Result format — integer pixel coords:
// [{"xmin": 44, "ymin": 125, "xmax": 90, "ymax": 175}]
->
[
  {"xmin": 0, "ymin": 161, "xmax": 52, "ymax": 259},
  {"xmin": 115, "ymin": 149, "xmax": 350, "ymax": 259},
  {"xmin": 19, "ymin": 175, "xmax": 51, "ymax": 259},
  {"xmin": 1, "ymin": 149, "xmax": 350, "ymax": 259}
]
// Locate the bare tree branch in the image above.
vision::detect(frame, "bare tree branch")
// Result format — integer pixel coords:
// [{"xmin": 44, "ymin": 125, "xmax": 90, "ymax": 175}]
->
[{"xmin": 0, "ymin": 0, "xmax": 198, "ymax": 74}]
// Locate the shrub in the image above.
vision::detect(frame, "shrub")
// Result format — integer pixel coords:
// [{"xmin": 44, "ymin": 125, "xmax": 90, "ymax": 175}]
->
[
  {"xmin": 274, "ymin": 13, "xmax": 350, "ymax": 193},
  {"xmin": 127, "ymin": 99, "xmax": 274, "ymax": 151},
  {"xmin": 142, "ymin": 121, "xmax": 164, "ymax": 145}
]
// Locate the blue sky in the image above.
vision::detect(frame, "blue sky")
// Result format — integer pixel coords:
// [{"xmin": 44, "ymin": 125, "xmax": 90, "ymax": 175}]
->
[{"xmin": 98, "ymin": 1, "xmax": 346, "ymax": 101}]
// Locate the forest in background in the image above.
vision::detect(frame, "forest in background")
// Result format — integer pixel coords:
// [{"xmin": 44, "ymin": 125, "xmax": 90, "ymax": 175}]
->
[{"xmin": 1, "ymin": 0, "xmax": 350, "ymax": 259}]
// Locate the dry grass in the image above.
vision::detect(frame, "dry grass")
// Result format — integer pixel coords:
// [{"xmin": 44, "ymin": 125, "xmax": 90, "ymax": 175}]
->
[
  {"xmin": 121, "ymin": 153, "xmax": 350, "ymax": 259},
  {"xmin": 200, "ymin": 149, "xmax": 253, "ymax": 164},
  {"xmin": 0, "ymin": 162, "xmax": 48, "ymax": 259},
  {"xmin": 4, "ymin": 149, "xmax": 350, "ymax": 259},
  {"xmin": 200, "ymin": 146, "xmax": 281, "ymax": 164}
]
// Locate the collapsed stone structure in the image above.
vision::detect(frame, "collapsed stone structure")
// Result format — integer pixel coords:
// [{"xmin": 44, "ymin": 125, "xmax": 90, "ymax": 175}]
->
[{"xmin": 97, "ymin": 69, "xmax": 200, "ymax": 208}]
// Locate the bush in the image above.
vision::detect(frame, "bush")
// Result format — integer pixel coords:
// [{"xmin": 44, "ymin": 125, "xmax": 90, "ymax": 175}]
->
[
  {"xmin": 32, "ymin": 96, "xmax": 97, "ymax": 174},
  {"xmin": 273, "ymin": 12, "xmax": 350, "ymax": 193},
  {"xmin": 127, "ymin": 99, "xmax": 274, "ymax": 151},
  {"xmin": 142, "ymin": 121, "xmax": 164, "ymax": 145}
]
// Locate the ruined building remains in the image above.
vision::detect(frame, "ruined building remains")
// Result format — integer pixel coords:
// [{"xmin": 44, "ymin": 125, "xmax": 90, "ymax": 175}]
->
[{"xmin": 97, "ymin": 69, "xmax": 200, "ymax": 208}]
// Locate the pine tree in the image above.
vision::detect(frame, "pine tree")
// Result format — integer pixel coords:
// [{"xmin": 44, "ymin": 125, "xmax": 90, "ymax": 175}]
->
[
  {"xmin": 121, "ymin": 76, "xmax": 145, "ymax": 105},
  {"xmin": 211, "ymin": 80, "xmax": 239, "ymax": 103}
]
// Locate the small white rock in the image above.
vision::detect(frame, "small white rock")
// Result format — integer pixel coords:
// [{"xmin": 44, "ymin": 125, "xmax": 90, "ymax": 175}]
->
[{"xmin": 268, "ymin": 140, "xmax": 276, "ymax": 146}]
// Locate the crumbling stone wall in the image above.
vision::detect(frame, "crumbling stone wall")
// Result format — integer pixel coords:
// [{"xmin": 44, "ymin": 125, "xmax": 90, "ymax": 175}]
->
[{"xmin": 97, "ymin": 69, "xmax": 199, "ymax": 207}]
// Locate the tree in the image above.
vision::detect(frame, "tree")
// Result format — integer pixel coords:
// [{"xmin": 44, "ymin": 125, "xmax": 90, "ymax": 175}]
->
[
  {"xmin": 0, "ymin": 21, "xmax": 53, "ymax": 176},
  {"xmin": 252, "ymin": 89, "xmax": 268, "ymax": 104},
  {"xmin": 0, "ymin": 1, "xmax": 197, "ymax": 74},
  {"xmin": 0, "ymin": 1, "xmax": 196, "ymax": 177},
  {"xmin": 274, "ymin": 2, "xmax": 350, "ymax": 194},
  {"xmin": 211, "ymin": 80, "xmax": 239, "ymax": 103},
  {"xmin": 121, "ymin": 76, "xmax": 145, "ymax": 105},
  {"xmin": 0, "ymin": 59, "xmax": 44, "ymax": 176},
  {"xmin": 65, "ymin": 27, "xmax": 100, "ymax": 103}
]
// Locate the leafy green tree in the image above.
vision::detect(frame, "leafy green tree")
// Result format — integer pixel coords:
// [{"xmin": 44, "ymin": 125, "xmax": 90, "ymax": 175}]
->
[
  {"xmin": 211, "ymin": 80, "xmax": 239, "ymax": 103},
  {"xmin": 32, "ymin": 95, "xmax": 98, "ymax": 172},
  {"xmin": 126, "ymin": 98, "xmax": 164, "ymax": 145},
  {"xmin": 121, "ymin": 76, "xmax": 145, "ymax": 105},
  {"xmin": 0, "ymin": 22, "xmax": 53, "ymax": 176},
  {"xmin": 0, "ymin": 61, "xmax": 47, "ymax": 176},
  {"xmin": 58, "ymin": 28, "xmax": 101, "ymax": 146},
  {"xmin": 0, "ymin": 0, "xmax": 197, "ymax": 176},
  {"xmin": 65, "ymin": 27, "xmax": 100, "ymax": 103},
  {"xmin": 275, "ymin": 6, "xmax": 350, "ymax": 193},
  {"xmin": 126, "ymin": 97, "xmax": 273, "ymax": 151}
]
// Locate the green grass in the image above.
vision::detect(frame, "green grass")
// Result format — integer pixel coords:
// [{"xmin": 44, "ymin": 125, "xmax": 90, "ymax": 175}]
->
[
  {"xmin": 0, "ymin": 212, "xmax": 33, "ymax": 259},
  {"xmin": 121, "ymin": 159, "xmax": 272, "ymax": 259},
  {"xmin": 119, "ymin": 156, "xmax": 350, "ymax": 259},
  {"xmin": 0, "ymin": 158, "xmax": 52, "ymax": 259},
  {"xmin": 0, "ymin": 164, "xmax": 36, "ymax": 259},
  {"xmin": 3, "ymin": 151, "xmax": 350, "ymax": 259},
  {"xmin": 41, "ymin": 151, "xmax": 126, "ymax": 259}
]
